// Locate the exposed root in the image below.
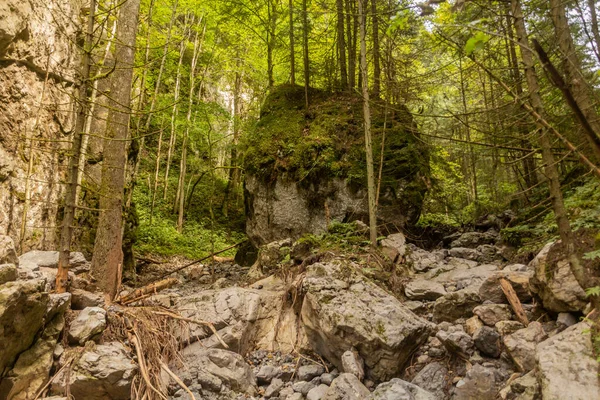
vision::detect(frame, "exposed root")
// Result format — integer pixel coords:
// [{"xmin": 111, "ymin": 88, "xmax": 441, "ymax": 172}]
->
[{"xmin": 160, "ymin": 361, "xmax": 196, "ymax": 400}]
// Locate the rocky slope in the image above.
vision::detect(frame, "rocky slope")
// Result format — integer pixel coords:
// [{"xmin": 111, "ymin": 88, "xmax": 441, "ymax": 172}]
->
[{"xmin": 0, "ymin": 226, "xmax": 598, "ymax": 399}]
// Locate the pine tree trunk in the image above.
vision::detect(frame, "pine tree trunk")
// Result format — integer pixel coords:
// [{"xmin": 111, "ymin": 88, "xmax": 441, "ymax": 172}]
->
[
  {"xmin": 91, "ymin": 0, "xmax": 141, "ymax": 299},
  {"xmin": 587, "ymin": 0, "xmax": 600, "ymax": 63},
  {"xmin": 345, "ymin": 0, "xmax": 356, "ymax": 89},
  {"xmin": 336, "ymin": 0, "xmax": 348, "ymax": 89},
  {"xmin": 302, "ymin": 0, "xmax": 310, "ymax": 108},
  {"xmin": 359, "ymin": 0, "xmax": 377, "ymax": 246},
  {"xmin": 267, "ymin": 0, "xmax": 276, "ymax": 88},
  {"xmin": 56, "ymin": 0, "xmax": 96, "ymax": 293}
]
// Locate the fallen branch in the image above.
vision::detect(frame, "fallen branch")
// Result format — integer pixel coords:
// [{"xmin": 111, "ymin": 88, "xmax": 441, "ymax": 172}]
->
[
  {"xmin": 500, "ymin": 278, "xmax": 530, "ymax": 327},
  {"xmin": 153, "ymin": 310, "xmax": 229, "ymax": 349},
  {"xmin": 119, "ymin": 278, "xmax": 178, "ymax": 305}
]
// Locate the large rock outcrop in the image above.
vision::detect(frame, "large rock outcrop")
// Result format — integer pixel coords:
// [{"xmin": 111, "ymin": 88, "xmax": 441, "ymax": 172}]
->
[
  {"xmin": 243, "ymin": 85, "xmax": 429, "ymax": 245},
  {"xmin": 0, "ymin": 0, "xmax": 82, "ymax": 251}
]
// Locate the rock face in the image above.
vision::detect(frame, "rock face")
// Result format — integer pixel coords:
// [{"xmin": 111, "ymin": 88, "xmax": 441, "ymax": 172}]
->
[
  {"xmin": 243, "ymin": 86, "xmax": 429, "ymax": 245},
  {"xmin": 529, "ymin": 241, "xmax": 587, "ymax": 312},
  {"xmin": 536, "ymin": 322, "xmax": 600, "ymax": 400},
  {"xmin": 51, "ymin": 342, "xmax": 137, "ymax": 400},
  {"xmin": 503, "ymin": 322, "xmax": 547, "ymax": 372},
  {"xmin": 301, "ymin": 261, "xmax": 432, "ymax": 381},
  {"xmin": 0, "ymin": 0, "xmax": 80, "ymax": 251},
  {"xmin": 67, "ymin": 306, "xmax": 107, "ymax": 345}
]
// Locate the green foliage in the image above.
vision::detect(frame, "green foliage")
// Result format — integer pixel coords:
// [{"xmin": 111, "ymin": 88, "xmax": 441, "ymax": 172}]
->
[
  {"xmin": 585, "ymin": 286, "xmax": 600, "ymax": 297},
  {"xmin": 464, "ymin": 32, "xmax": 490, "ymax": 55}
]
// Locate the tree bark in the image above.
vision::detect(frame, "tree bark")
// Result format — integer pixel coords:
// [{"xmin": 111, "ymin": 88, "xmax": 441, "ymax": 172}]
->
[
  {"xmin": 359, "ymin": 0, "xmax": 377, "ymax": 246},
  {"xmin": 56, "ymin": 0, "xmax": 96, "ymax": 293},
  {"xmin": 345, "ymin": 0, "xmax": 356, "ymax": 89},
  {"xmin": 336, "ymin": 0, "xmax": 348, "ymax": 89},
  {"xmin": 267, "ymin": 0, "xmax": 276, "ymax": 88},
  {"xmin": 91, "ymin": 0, "xmax": 141, "ymax": 299},
  {"xmin": 587, "ymin": 0, "xmax": 600, "ymax": 62}
]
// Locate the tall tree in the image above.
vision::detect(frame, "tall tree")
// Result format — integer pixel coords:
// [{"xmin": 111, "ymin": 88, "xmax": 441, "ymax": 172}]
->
[
  {"xmin": 371, "ymin": 0, "xmax": 381, "ymax": 97},
  {"xmin": 336, "ymin": 0, "xmax": 348, "ymax": 89},
  {"xmin": 91, "ymin": 0, "xmax": 141, "ymax": 299},
  {"xmin": 302, "ymin": 0, "xmax": 310, "ymax": 108},
  {"xmin": 289, "ymin": 0, "xmax": 296, "ymax": 84},
  {"xmin": 346, "ymin": 0, "xmax": 356, "ymax": 89},
  {"xmin": 359, "ymin": 0, "xmax": 377, "ymax": 246}
]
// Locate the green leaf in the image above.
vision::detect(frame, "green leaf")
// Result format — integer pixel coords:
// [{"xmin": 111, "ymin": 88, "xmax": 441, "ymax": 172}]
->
[
  {"xmin": 585, "ymin": 286, "xmax": 600, "ymax": 297},
  {"xmin": 465, "ymin": 32, "xmax": 490, "ymax": 56},
  {"xmin": 583, "ymin": 249, "xmax": 600, "ymax": 260}
]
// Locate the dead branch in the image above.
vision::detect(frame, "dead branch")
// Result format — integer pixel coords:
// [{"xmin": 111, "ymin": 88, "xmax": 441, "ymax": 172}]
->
[
  {"xmin": 119, "ymin": 278, "xmax": 178, "ymax": 305},
  {"xmin": 500, "ymin": 278, "xmax": 530, "ymax": 327}
]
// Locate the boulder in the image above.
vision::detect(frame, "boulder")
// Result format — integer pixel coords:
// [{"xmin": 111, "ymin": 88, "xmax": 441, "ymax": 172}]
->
[
  {"xmin": 411, "ymin": 362, "xmax": 448, "ymax": 399},
  {"xmin": 0, "ymin": 235, "xmax": 18, "ymax": 265},
  {"xmin": 529, "ymin": 242, "xmax": 587, "ymax": 312},
  {"xmin": 293, "ymin": 380, "xmax": 316, "ymax": 395},
  {"xmin": 473, "ymin": 304, "xmax": 512, "ymax": 326},
  {"xmin": 323, "ymin": 373, "xmax": 370, "ymax": 400},
  {"xmin": 476, "ymin": 244, "xmax": 498, "ymax": 263},
  {"xmin": 301, "ymin": 261, "xmax": 432, "ymax": 381},
  {"xmin": 0, "ymin": 279, "xmax": 48, "ymax": 375},
  {"xmin": 428, "ymin": 263, "xmax": 498, "ymax": 292},
  {"xmin": 405, "ymin": 280, "xmax": 446, "ymax": 301},
  {"xmin": 307, "ymin": 384, "xmax": 330, "ymax": 400},
  {"xmin": 256, "ymin": 365, "xmax": 281, "ymax": 384},
  {"xmin": 448, "ymin": 247, "xmax": 480, "ymax": 261},
  {"xmin": 450, "ymin": 231, "xmax": 498, "ymax": 248},
  {"xmin": 536, "ymin": 322, "xmax": 600, "ymax": 400},
  {"xmin": 369, "ymin": 378, "xmax": 436, "ymax": 400},
  {"xmin": 175, "ymin": 277, "xmax": 302, "ymax": 354},
  {"xmin": 433, "ymin": 288, "xmax": 481, "ymax": 322},
  {"xmin": 406, "ymin": 245, "xmax": 445, "ymax": 273},
  {"xmin": 297, "ymin": 364, "xmax": 325, "ymax": 381},
  {"xmin": 19, "ymin": 250, "xmax": 88, "ymax": 273},
  {"xmin": 556, "ymin": 312, "xmax": 577, "ymax": 329},
  {"xmin": 71, "ymin": 289, "xmax": 104, "ymax": 310},
  {"xmin": 473, "ymin": 326, "xmax": 501, "ymax": 358},
  {"xmin": 0, "ymin": 293, "xmax": 68, "ymax": 399},
  {"xmin": 51, "ymin": 342, "xmax": 137, "ymax": 400},
  {"xmin": 0, "ymin": 263, "xmax": 17, "ymax": 284},
  {"xmin": 265, "ymin": 378, "xmax": 284, "ymax": 398},
  {"xmin": 341, "ymin": 350, "xmax": 364, "ymax": 381},
  {"xmin": 177, "ymin": 348, "xmax": 257, "ymax": 395},
  {"xmin": 478, "ymin": 271, "xmax": 532, "ymax": 304},
  {"xmin": 67, "ymin": 307, "xmax": 106, "ymax": 345},
  {"xmin": 381, "ymin": 233, "xmax": 407, "ymax": 262},
  {"xmin": 503, "ymin": 322, "xmax": 547, "ymax": 372},
  {"xmin": 452, "ymin": 364, "xmax": 497, "ymax": 400}
]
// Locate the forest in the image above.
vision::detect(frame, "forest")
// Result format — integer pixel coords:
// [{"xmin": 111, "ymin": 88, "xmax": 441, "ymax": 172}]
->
[{"xmin": 0, "ymin": 0, "xmax": 600, "ymax": 399}]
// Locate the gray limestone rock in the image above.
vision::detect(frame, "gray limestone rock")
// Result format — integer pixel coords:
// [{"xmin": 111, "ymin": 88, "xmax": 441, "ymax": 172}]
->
[
  {"xmin": 67, "ymin": 307, "xmax": 106, "ymax": 345},
  {"xmin": 503, "ymin": 322, "xmax": 547, "ymax": 372},
  {"xmin": 323, "ymin": 373, "xmax": 370, "ymax": 400},
  {"xmin": 405, "ymin": 280, "xmax": 446, "ymax": 301}
]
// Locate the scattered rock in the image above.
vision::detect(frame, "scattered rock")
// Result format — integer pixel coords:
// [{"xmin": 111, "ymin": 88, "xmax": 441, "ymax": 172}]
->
[
  {"xmin": 67, "ymin": 307, "xmax": 106, "ymax": 345},
  {"xmin": 452, "ymin": 364, "xmax": 497, "ymax": 400},
  {"xmin": 70, "ymin": 289, "xmax": 104, "ymax": 310},
  {"xmin": 412, "ymin": 362, "xmax": 448, "ymax": 399},
  {"xmin": 51, "ymin": 342, "xmax": 137, "ymax": 400},
  {"xmin": 406, "ymin": 246, "xmax": 446, "ymax": 273},
  {"xmin": 18, "ymin": 250, "xmax": 88, "ymax": 273},
  {"xmin": 370, "ymin": 378, "xmax": 437, "ymax": 399},
  {"xmin": 256, "ymin": 365, "xmax": 281, "ymax": 384},
  {"xmin": 301, "ymin": 261, "xmax": 432, "ymax": 381},
  {"xmin": 433, "ymin": 288, "xmax": 481, "ymax": 322},
  {"xmin": 529, "ymin": 241, "xmax": 587, "ymax": 312},
  {"xmin": 473, "ymin": 304, "xmax": 512, "ymax": 326},
  {"xmin": 450, "ymin": 231, "xmax": 497, "ymax": 248},
  {"xmin": 323, "ymin": 373, "xmax": 370, "ymax": 400},
  {"xmin": 265, "ymin": 377, "xmax": 284, "ymax": 398},
  {"xmin": 465, "ymin": 316, "xmax": 484, "ymax": 336},
  {"xmin": 556, "ymin": 312, "xmax": 577, "ymax": 329},
  {"xmin": 307, "ymin": 384, "xmax": 330, "ymax": 400},
  {"xmin": 405, "ymin": 280, "xmax": 446, "ymax": 301},
  {"xmin": 0, "ymin": 263, "xmax": 17, "ymax": 284},
  {"xmin": 436, "ymin": 328, "xmax": 474, "ymax": 358},
  {"xmin": 448, "ymin": 247, "xmax": 480, "ymax": 261},
  {"xmin": 381, "ymin": 232, "xmax": 406, "ymax": 262},
  {"xmin": 341, "ymin": 350, "xmax": 364, "ymax": 381},
  {"xmin": 499, "ymin": 371, "xmax": 539, "ymax": 400},
  {"xmin": 536, "ymin": 322, "xmax": 600, "ymax": 400},
  {"xmin": 495, "ymin": 320, "xmax": 524, "ymax": 337},
  {"xmin": 503, "ymin": 322, "xmax": 547, "ymax": 372},
  {"xmin": 473, "ymin": 326, "xmax": 501, "ymax": 358},
  {"xmin": 478, "ymin": 271, "xmax": 532, "ymax": 304},
  {"xmin": 293, "ymin": 380, "xmax": 316, "ymax": 395}
]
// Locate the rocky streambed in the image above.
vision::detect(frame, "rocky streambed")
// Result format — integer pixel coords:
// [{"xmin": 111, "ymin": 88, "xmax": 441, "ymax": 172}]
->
[{"xmin": 0, "ymin": 228, "xmax": 599, "ymax": 400}]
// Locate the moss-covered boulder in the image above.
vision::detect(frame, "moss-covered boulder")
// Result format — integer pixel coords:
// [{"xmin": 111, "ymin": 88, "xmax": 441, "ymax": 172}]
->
[{"xmin": 242, "ymin": 85, "xmax": 429, "ymax": 245}]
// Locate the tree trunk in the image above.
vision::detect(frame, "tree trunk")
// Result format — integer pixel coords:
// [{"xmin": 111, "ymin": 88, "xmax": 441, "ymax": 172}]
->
[
  {"xmin": 163, "ymin": 15, "xmax": 190, "ymax": 201},
  {"xmin": 336, "ymin": 0, "xmax": 348, "ymax": 89},
  {"xmin": 345, "ymin": 0, "xmax": 356, "ymax": 89},
  {"xmin": 459, "ymin": 55, "xmax": 478, "ymax": 207},
  {"xmin": 549, "ymin": 0, "xmax": 600, "ymax": 162},
  {"xmin": 302, "ymin": 0, "xmax": 309, "ymax": 108},
  {"xmin": 177, "ymin": 22, "xmax": 203, "ymax": 232},
  {"xmin": 359, "ymin": 0, "xmax": 377, "ymax": 246},
  {"xmin": 289, "ymin": 0, "xmax": 296, "ymax": 84},
  {"xmin": 91, "ymin": 0, "xmax": 141, "ymax": 299},
  {"xmin": 371, "ymin": 0, "xmax": 381, "ymax": 98},
  {"xmin": 222, "ymin": 65, "xmax": 243, "ymax": 217},
  {"xmin": 56, "ymin": 0, "xmax": 96, "ymax": 293},
  {"xmin": 511, "ymin": 0, "xmax": 595, "ymax": 309},
  {"xmin": 267, "ymin": 0, "xmax": 276, "ymax": 88},
  {"xmin": 587, "ymin": 0, "xmax": 600, "ymax": 63}
]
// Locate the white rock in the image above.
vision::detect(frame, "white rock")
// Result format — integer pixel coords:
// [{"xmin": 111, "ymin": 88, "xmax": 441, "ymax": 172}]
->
[{"xmin": 67, "ymin": 307, "xmax": 106, "ymax": 345}]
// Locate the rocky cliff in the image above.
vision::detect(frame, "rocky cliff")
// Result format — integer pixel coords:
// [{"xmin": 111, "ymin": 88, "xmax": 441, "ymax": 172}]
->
[
  {"xmin": 0, "ymin": 0, "xmax": 82, "ymax": 252},
  {"xmin": 243, "ymin": 85, "xmax": 430, "ymax": 245}
]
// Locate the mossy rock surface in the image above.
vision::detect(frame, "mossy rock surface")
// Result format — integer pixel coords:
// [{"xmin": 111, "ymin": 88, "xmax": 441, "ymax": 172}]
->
[{"xmin": 242, "ymin": 85, "xmax": 430, "ymax": 244}]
